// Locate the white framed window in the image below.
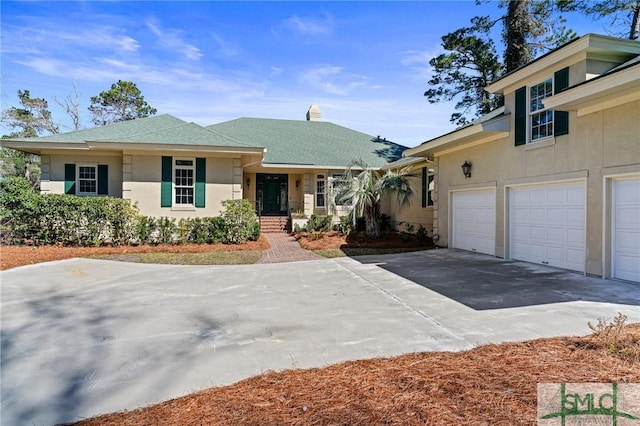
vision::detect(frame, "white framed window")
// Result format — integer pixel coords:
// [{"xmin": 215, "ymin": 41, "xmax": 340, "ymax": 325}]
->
[
  {"xmin": 529, "ymin": 78, "xmax": 554, "ymax": 142},
  {"xmin": 77, "ymin": 165, "xmax": 97, "ymax": 195},
  {"xmin": 316, "ymin": 174, "xmax": 325, "ymax": 208},
  {"xmin": 427, "ymin": 169, "xmax": 435, "ymax": 207},
  {"xmin": 173, "ymin": 159, "xmax": 194, "ymax": 205}
]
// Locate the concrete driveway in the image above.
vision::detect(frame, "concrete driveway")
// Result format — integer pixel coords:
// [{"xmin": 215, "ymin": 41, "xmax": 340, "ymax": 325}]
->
[{"xmin": 2, "ymin": 249, "xmax": 639, "ymax": 425}]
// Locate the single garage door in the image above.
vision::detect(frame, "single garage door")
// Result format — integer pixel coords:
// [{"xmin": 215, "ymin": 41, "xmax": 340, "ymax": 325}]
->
[
  {"xmin": 451, "ymin": 189, "xmax": 496, "ymax": 255},
  {"xmin": 612, "ymin": 177, "xmax": 640, "ymax": 282},
  {"xmin": 509, "ymin": 181, "xmax": 585, "ymax": 272}
]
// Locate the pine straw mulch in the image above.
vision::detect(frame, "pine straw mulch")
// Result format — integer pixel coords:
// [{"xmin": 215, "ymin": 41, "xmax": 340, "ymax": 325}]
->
[
  {"xmin": 294, "ymin": 231, "xmax": 434, "ymax": 251},
  {"xmin": 75, "ymin": 324, "xmax": 640, "ymax": 425},
  {"xmin": 0, "ymin": 236, "xmax": 270, "ymax": 271}
]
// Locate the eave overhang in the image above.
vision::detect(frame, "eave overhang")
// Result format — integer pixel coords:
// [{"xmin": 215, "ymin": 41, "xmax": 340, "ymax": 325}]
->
[
  {"xmin": 0, "ymin": 139, "xmax": 266, "ymax": 156},
  {"xmin": 542, "ymin": 63, "xmax": 640, "ymax": 116},
  {"xmin": 404, "ymin": 113, "xmax": 510, "ymax": 158}
]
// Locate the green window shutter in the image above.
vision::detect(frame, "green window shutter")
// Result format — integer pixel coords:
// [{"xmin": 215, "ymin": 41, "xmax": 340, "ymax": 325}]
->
[
  {"xmin": 514, "ymin": 86, "xmax": 527, "ymax": 146},
  {"xmin": 161, "ymin": 156, "xmax": 172, "ymax": 207},
  {"xmin": 195, "ymin": 157, "xmax": 206, "ymax": 208},
  {"xmin": 64, "ymin": 164, "xmax": 76, "ymax": 195},
  {"xmin": 421, "ymin": 167, "xmax": 427, "ymax": 208},
  {"xmin": 97, "ymin": 165, "xmax": 108, "ymax": 195},
  {"xmin": 554, "ymin": 67, "xmax": 569, "ymax": 137},
  {"xmin": 554, "ymin": 67, "xmax": 569, "ymax": 94}
]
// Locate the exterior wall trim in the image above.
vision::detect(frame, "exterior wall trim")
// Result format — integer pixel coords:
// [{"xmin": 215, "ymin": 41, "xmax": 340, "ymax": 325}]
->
[
  {"xmin": 601, "ymin": 170, "xmax": 640, "ymax": 280},
  {"xmin": 448, "ymin": 185, "xmax": 497, "ymax": 255},
  {"xmin": 504, "ymin": 170, "xmax": 588, "ymax": 187}
]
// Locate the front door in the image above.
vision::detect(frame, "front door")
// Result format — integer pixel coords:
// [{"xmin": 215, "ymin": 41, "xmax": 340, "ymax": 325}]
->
[{"xmin": 257, "ymin": 174, "xmax": 288, "ymax": 215}]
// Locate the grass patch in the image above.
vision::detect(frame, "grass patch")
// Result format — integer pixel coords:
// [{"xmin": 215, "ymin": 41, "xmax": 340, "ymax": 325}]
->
[
  {"xmin": 90, "ymin": 250, "xmax": 262, "ymax": 265},
  {"xmin": 314, "ymin": 246, "xmax": 432, "ymax": 258}
]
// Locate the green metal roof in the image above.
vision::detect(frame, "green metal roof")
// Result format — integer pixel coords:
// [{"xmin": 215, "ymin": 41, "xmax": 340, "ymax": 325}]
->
[{"xmin": 207, "ymin": 117, "xmax": 406, "ymax": 168}]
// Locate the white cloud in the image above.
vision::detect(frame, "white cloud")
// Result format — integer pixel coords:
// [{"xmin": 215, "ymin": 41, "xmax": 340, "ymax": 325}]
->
[
  {"xmin": 146, "ymin": 19, "xmax": 203, "ymax": 61},
  {"xmin": 282, "ymin": 13, "xmax": 332, "ymax": 35},
  {"xmin": 399, "ymin": 47, "xmax": 443, "ymax": 80},
  {"xmin": 301, "ymin": 66, "xmax": 372, "ymax": 96}
]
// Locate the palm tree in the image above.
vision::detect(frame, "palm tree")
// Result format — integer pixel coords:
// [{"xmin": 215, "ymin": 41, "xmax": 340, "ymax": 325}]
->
[{"xmin": 332, "ymin": 159, "xmax": 414, "ymax": 239}]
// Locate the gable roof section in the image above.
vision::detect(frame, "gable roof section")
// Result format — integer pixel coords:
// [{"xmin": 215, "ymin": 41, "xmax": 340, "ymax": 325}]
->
[
  {"xmin": 207, "ymin": 117, "xmax": 406, "ymax": 168},
  {"xmin": 486, "ymin": 34, "xmax": 640, "ymax": 95}
]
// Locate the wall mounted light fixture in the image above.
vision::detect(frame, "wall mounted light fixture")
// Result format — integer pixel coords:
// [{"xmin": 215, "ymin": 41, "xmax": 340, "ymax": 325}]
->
[
  {"xmin": 461, "ymin": 161, "xmax": 472, "ymax": 178},
  {"xmin": 246, "ymin": 177, "xmax": 251, "ymax": 188},
  {"xmin": 295, "ymin": 179, "xmax": 300, "ymax": 189}
]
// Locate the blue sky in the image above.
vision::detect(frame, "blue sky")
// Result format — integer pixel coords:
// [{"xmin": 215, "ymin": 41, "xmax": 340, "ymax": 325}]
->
[{"xmin": 0, "ymin": 1, "xmax": 612, "ymax": 147}]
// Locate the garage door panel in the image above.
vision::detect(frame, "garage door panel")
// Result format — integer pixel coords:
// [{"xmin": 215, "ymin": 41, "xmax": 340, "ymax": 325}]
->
[
  {"xmin": 612, "ymin": 177, "xmax": 640, "ymax": 282},
  {"xmin": 616, "ymin": 207, "xmax": 640, "ymax": 227},
  {"xmin": 509, "ymin": 181, "xmax": 585, "ymax": 272},
  {"xmin": 452, "ymin": 189, "xmax": 496, "ymax": 256}
]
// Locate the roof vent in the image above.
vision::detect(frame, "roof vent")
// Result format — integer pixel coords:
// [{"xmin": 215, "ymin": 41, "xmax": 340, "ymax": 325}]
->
[{"xmin": 306, "ymin": 104, "xmax": 322, "ymax": 121}]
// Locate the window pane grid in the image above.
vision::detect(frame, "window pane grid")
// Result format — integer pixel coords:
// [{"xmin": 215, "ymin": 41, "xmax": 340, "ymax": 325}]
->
[
  {"xmin": 174, "ymin": 161, "xmax": 195, "ymax": 205},
  {"xmin": 78, "ymin": 166, "xmax": 97, "ymax": 194},
  {"xmin": 529, "ymin": 78, "xmax": 554, "ymax": 142},
  {"xmin": 316, "ymin": 175, "xmax": 325, "ymax": 207}
]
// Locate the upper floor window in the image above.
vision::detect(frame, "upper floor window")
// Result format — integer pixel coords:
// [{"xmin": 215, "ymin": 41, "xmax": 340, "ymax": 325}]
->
[
  {"xmin": 529, "ymin": 78, "xmax": 554, "ymax": 142},
  {"xmin": 515, "ymin": 68, "xmax": 569, "ymax": 147},
  {"xmin": 174, "ymin": 159, "xmax": 194, "ymax": 205}
]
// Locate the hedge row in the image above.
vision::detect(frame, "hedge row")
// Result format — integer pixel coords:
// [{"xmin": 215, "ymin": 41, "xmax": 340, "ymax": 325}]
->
[{"xmin": 0, "ymin": 177, "xmax": 259, "ymax": 246}]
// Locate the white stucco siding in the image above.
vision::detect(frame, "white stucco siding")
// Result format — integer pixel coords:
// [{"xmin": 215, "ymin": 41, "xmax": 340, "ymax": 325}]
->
[
  {"xmin": 44, "ymin": 153, "xmax": 123, "ymax": 197},
  {"xmin": 128, "ymin": 154, "xmax": 239, "ymax": 218}
]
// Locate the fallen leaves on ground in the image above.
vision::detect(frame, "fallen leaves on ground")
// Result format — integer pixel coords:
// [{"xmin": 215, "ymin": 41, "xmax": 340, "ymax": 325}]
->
[
  {"xmin": 294, "ymin": 231, "xmax": 434, "ymax": 251},
  {"xmin": 0, "ymin": 237, "xmax": 270, "ymax": 270},
  {"xmin": 74, "ymin": 324, "xmax": 640, "ymax": 425}
]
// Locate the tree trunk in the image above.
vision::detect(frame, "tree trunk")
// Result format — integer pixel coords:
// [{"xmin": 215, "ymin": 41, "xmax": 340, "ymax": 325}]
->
[
  {"xmin": 631, "ymin": 2, "xmax": 640, "ymax": 40},
  {"xmin": 504, "ymin": 0, "xmax": 532, "ymax": 72},
  {"xmin": 364, "ymin": 203, "xmax": 381, "ymax": 239}
]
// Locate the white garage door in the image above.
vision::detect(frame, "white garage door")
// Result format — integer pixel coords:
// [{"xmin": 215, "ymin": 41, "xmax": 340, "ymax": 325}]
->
[
  {"xmin": 509, "ymin": 181, "xmax": 585, "ymax": 272},
  {"xmin": 451, "ymin": 189, "xmax": 496, "ymax": 255},
  {"xmin": 612, "ymin": 177, "xmax": 640, "ymax": 282}
]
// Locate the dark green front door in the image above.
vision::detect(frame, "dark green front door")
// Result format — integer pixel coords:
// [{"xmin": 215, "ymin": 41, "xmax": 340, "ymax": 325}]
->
[{"xmin": 257, "ymin": 174, "xmax": 288, "ymax": 215}]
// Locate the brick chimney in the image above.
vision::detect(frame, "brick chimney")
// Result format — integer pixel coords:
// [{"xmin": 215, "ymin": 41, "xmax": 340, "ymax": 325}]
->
[{"xmin": 306, "ymin": 104, "xmax": 322, "ymax": 121}]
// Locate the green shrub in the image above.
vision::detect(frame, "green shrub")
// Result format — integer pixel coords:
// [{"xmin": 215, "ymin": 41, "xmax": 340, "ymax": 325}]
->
[
  {"xmin": 220, "ymin": 199, "xmax": 260, "ymax": 244},
  {"xmin": 416, "ymin": 225, "xmax": 429, "ymax": 242},
  {"xmin": 1, "ymin": 178, "xmax": 259, "ymax": 247},
  {"xmin": 157, "ymin": 217, "xmax": 177, "ymax": 244},
  {"xmin": 339, "ymin": 215, "xmax": 352, "ymax": 234},
  {"xmin": 0, "ymin": 177, "xmax": 138, "ymax": 246},
  {"xmin": 306, "ymin": 214, "xmax": 332, "ymax": 232},
  {"xmin": 136, "ymin": 215, "xmax": 157, "ymax": 244}
]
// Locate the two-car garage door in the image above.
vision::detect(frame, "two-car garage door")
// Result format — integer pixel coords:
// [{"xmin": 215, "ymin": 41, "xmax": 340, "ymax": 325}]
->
[{"xmin": 509, "ymin": 181, "xmax": 586, "ymax": 272}]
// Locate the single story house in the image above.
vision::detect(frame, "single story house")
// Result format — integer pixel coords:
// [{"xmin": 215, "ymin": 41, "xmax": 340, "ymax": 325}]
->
[
  {"xmin": 1, "ymin": 105, "xmax": 407, "ymax": 231},
  {"xmin": 400, "ymin": 33, "xmax": 640, "ymax": 283}
]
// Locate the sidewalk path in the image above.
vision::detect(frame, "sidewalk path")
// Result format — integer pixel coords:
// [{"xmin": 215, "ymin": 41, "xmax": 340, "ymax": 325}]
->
[{"xmin": 257, "ymin": 232, "xmax": 324, "ymax": 263}]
